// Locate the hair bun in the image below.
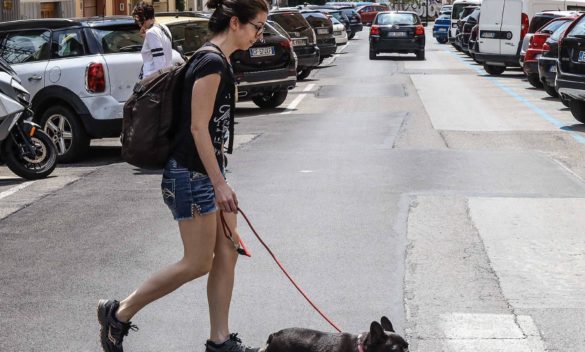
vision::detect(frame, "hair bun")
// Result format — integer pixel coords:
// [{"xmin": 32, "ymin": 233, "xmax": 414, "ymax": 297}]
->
[{"xmin": 206, "ymin": 0, "xmax": 223, "ymax": 9}]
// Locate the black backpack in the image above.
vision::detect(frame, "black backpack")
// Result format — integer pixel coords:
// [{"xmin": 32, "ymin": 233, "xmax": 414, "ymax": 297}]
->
[{"xmin": 121, "ymin": 46, "xmax": 221, "ymax": 169}]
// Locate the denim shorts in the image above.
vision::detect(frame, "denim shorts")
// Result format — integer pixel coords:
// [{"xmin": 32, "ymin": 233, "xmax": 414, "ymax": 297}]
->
[{"xmin": 161, "ymin": 159, "xmax": 220, "ymax": 220}]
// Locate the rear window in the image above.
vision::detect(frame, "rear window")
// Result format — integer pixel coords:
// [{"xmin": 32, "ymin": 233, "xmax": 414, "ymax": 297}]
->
[
  {"xmin": 302, "ymin": 12, "xmax": 331, "ymax": 27},
  {"xmin": 540, "ymin": 19, "xmax": 570, "ymax": 34},
  {"xmin": 529, "ymin": 15, "xmax": 556, "ymax": 33},
  {"xmin": 568, "ymin": 16, "xmax": 585, "ymax": 36},
  {"xmin": 92, "ymin": 25, "xmax": 143, "ymax": 53},
  {"xmin": 340, "ymin": 8, "xmax": 358, "ymax": 18},
  {"xmin": 166, "ymin": 22, "xmax": 210, "ymax": 56},
  {"xmin": 551, "ymin": 20, "xmax": 572, "ymax": 40},
  {"xmin": 375, "ymin": 13, "xmax": 419, "ymax": 25},
  {"xmin": 269, "ymin": 12, "xmax": 310, "ymax": 32}
]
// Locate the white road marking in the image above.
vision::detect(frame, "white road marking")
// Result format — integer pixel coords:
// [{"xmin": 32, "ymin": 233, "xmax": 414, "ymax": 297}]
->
[
  {"xmin": 0, "ymin": 181, "xmax": 35, "ymax": 200},
  {"xmin": 282, "ymin": 84, "xmax": 315, "ymax": 114}
]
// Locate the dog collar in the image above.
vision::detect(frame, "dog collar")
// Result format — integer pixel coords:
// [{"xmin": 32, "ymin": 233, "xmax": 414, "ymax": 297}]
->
[{"xmin": 357, "ymin": 333, "xmax": 366, "ymax": 352}]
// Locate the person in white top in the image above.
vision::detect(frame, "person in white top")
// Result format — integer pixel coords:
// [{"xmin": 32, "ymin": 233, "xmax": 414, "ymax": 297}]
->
[{"xmin": 132, "ymin": 1, "xmax": 174, "ymax": 79}]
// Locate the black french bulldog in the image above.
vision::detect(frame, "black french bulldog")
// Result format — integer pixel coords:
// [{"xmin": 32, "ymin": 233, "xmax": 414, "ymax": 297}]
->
[{"xmin": 261, "ymin": 316, "xmax": 408, "ymax": 352}]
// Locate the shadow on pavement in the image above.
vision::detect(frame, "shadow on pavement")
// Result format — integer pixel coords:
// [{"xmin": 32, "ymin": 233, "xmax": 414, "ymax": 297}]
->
[{"xmin": 561, "ymin": 124, "xmax": 585, "ymax": 132}]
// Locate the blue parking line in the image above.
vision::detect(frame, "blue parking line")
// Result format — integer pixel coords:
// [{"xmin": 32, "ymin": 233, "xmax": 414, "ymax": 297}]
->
[{"xmin": 444, "ymin": 49, "xmax": 585, "ymax": 145}]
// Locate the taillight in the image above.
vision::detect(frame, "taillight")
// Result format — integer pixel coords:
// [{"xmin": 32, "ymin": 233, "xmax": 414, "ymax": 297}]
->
[
  {"xmin": 521, "ymin": 13, "xmax": 529, "ymax": 39},
  {"xmin": 280, "ymin": 39, "xmax": 292, "ymax": 49},
  {"xmin": 370, "ymin": 25, "xmax": 380, "ymax": 36},
  {"xmin": 529, "ymin": 33, "xmax": 549, "ymax": 49},
  {"xmin": 86, "ymin": 63, "xmax": 105, "ymax": 93},
  {"xmin": 542, "ymin": 42, "xmax": 551, "ymax": 54},
  {"xmin": 415, "ymin": 25, "xmax": 424, "ymax": 36}
]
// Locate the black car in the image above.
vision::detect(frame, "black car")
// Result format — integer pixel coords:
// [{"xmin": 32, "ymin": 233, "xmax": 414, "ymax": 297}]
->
[
  {"xmin": 454, "ymin": 5, "xmax": 478, "ymax": 51},
  {"xmin": 334, "ymin": 6, "xmax": 363, "ymax": 39},
  {"xmin": 468, "ymin": 23, "xmax": 481, "ymax": 61},
  {"xmin": 159, "ymin": 16, "xmax": 297, "ymax": 109},
  {"xmin": 538, "ymin": 19, "xmax": 574, "ymax": 99},
  {"xmin": 316, "ymin": 9, "xmax": 352, "ymax": 36},
  {"xmin": 300, "ymin": 10, "xmax": 337, "ymax": 63},
  {"xmin": 269, "ymin": 8, "xmax": 320, "ymax": 80},
  {"xmin": 557, "ymin": 13, "xmax": 585, "ymax": 123},
  {"xmin": 369, "ymin": 11, "xmax": 425, "ymax": 60},
  {"xmin": 459, "ymin": 7, "xmax": 479, "ymax": 53}
]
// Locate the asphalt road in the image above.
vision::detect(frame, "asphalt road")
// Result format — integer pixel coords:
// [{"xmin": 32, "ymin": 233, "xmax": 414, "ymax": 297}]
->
[{"xmin": 1, "ymin": 28, "xmax": 585, "ymax": 352}]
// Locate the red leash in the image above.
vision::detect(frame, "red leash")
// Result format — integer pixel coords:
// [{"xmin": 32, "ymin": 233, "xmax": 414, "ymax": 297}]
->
[{"xmin": 220, "ymin": 208, "xmax": 343, "ymax": 333}]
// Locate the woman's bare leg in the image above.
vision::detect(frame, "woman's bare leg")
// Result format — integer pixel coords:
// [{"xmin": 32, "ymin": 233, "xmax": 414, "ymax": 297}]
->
[
  {"xmin": 116, "ymin": 213, "xmax": 217, "ymax": 322},
  {"xmin": 207, "ymin": 211, "xmax": 239, "ymax": 343}
]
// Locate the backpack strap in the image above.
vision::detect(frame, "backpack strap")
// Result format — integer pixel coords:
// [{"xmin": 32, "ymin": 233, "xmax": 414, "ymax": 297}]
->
[{"xmin": 156, "ymin": 23, "xmax": 188, "ymax": 61}]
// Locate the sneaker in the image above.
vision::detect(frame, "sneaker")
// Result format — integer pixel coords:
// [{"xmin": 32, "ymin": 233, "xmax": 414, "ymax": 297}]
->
[
  {"xmin": 97, "ymin": 299, "xmax": 138, "ymax": 352},
  {"xmin": 205, "ymin": 333, "xmax": 259, "ymax": 352}
]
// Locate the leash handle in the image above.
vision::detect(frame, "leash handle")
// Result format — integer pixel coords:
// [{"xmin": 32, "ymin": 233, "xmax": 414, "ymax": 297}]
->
[{"xmin": 235, "ymin": 207, "xmax": 344, "ymax": 333}]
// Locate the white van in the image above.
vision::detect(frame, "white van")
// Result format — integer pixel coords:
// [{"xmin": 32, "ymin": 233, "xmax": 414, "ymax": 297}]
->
[
  {"xmin": 450, "ymin": 0, "xmax": 483, "ymax": 47},
  {"xmin": 477, "ymin": 0, "xmax": 585, "ymax": 75}
]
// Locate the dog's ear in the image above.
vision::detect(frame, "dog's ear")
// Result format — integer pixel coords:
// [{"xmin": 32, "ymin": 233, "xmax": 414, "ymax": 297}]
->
[
  {"xmin": 369, "ymin": 321, "xmax": 385, "ymax": 344},
  {"xmin": 380, "ymin": 316, "xmax": 395, "ymax": 332}
]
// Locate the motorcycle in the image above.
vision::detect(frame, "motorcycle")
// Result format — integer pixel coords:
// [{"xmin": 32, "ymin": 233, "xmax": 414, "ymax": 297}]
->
[{"xmin": 0, "ymin": 57, "xmax": 57, "ymax": 180}]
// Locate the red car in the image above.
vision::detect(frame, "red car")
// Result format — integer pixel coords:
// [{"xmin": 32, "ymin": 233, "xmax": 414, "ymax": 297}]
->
[
  {"xmin": 357, "ymin": 4, "xmax": 388, "ymax": 25},
  {"xmin": 523, "ymin": 16, "xmax": 578, "ymax": 88}
]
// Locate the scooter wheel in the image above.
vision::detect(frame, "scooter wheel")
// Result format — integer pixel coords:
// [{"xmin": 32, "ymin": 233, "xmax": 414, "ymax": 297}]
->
[{"xmin": 3, "ymin": 129, "xmax": 58, "ymax": 180}]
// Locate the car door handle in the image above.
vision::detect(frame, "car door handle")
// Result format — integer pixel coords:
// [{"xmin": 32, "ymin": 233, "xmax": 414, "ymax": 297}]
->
[{"xmin": 28, "ymin": 75, "xmax": 43, "ymax": 81}]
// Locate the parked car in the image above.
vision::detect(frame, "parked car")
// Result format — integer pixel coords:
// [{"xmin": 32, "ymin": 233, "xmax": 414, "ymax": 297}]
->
[
  {"xmin": 468, "ymin": 23, "xmax": 481, "ymax": 60},
  {"xmin": 477, "ymin": 0, "xmax": 585, "ymax": 76},
  {"xmin": 300, "ymin": 10, "xmax": 337, "ymax": 64},
  {"xmin": 520, "ymin": 11, "xmax": 581, "ymax": 67},
  {"xmin": 449, "ymin": 0, "xmax": 482, "ymax": 50},
  {"xmin": 0, "ymin": 17, "xmax": 183, "ymax": 162},
  {"xmin": 433, "ymin": 14, "xmax": 451, "ymax": 44},
  {"xmin": 330, "ymin": 6, "xmax": 364, "ymax": 39},
  {"xmin": 523, "ymin": 16, "xmax": 577, "ymax": 88},
  {"xmin": 331, "ymin": 17, "xmax": 349, "ymax": 45},
  {"xmin": 556, "ymin": 13, "xmax": 585, "ymax": 122},
  {"xmin": 269, "ymin": 8, "xmax": 321, "ymax": 80},
  {"xmin": 440, "ymin": 5, "xmax": 453, "ymax": 16},
  {"xmin": 538, "ymin": 19, "xmax": 574, "ymax": 99},
  {"xmin": 314, "ymin": 8, "xmax": 352, "ymax": 37},
  {"xmin": 357, "ymin": 4, "xmax": 389, "ymax": 25},
  {"xmin": 157, "ymin": 15, "xmax": 297, "ymax": 109},
  {"xmin": 457, "ymin": 6, "xmax": 480, "ymax": 52},
  {"xmin": 369, "ymin": 11, "xmax": 426, "ymax": 60}
]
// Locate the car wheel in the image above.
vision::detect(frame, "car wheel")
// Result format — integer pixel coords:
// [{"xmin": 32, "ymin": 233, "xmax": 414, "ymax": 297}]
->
[
  {"xmin": 297, "ymin": 68, "xmax": 312, "ymax": 81},
  {"xmin": 41, "ymin": 104, "xmax": 89, "ymax": 163},
  {"xmin": 369, "ymin": 49, "xmax": 376, "ymax": 60},
  {"xmin": 569, "ymin": 99, "xmax": 585, "ymax": 124},
  {"xmin": 542, "ymin": 81, "xmax": 558, "ymax": 97},
  {"xmin": 483, "ymin": 64, "xmax": 506, "ymax": 76},
  {"xmin": 437, "ymin": 37, "xmax": 448, "ymax": 44},
  {"xmin": 526, "ymin": 73, "xmax": 542, "ymax": 88},
  {"xmin": 348, "ymin": 32, "xmax": 356, "ymax": 40},
  {"xmin": 561, "ymin": 94, "xmax": 572, "ymax": 108},
  {"xmin": 416, "ymin": 50, "xmax": 425, "ymax": 60},
  {"xmin": 252, "ymin": 90, "xmax": 289, "ymax": 109}
]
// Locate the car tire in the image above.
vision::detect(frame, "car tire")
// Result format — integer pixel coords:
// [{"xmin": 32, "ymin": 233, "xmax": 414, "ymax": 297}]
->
[
  {"xmin": 437, "ymin": 37, "xmax": 448, "ymax": 44},
  {"xmin": 252, "ymin": 90, "xmax": 288, "ymax": 109},
  {"xmin": 348, "ymin": 32, "xmax": 356, "ymax": 40},
  {"xmin": 483, "ymin": 64, "xmax": 506, "ymax": 76},
  {"xmin": 416, "ymin": 50, "xmax": 425, "ymax": 60},
  {"xmin": 569, "ymin": 99, "xmax": 585, "ymax": 124},
  {"xmin": 297, "ymin": 68, "xmax": 312, "ymax": 81},
  {"xmin": 542, "ymin": 81, "xmax": 558, "ymax": 97},
  {"xmin": 41, "ymin": 104, "xmax": 89, "ymax": 163},
  {"xmin": 369, "ymin": 50, "xmax": 376, "ymax": 60},
  {"xmin": 526, "ymin": 73, "xmax": 542, "ymax": 88},
  {"xmin": 561, "ymin": 94, "xmax": 572, "ymax": 108}
]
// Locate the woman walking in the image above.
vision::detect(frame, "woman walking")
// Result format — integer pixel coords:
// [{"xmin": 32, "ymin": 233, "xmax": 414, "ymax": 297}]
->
[{"xmin": 97, "ymin": 0, "xmax": 269, "ymax": 351}]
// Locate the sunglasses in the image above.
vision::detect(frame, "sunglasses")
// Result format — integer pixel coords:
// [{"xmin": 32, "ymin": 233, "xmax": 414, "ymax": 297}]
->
[{"xmin": 248, "ymin": 21, "xmax": 265, "ymax": 36}]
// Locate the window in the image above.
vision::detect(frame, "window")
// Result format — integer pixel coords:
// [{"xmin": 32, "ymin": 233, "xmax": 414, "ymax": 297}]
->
[
  {"xmin": 551, "ymin": 21, "xmax": 572, "ymax": 40},
  {"xmin": 167, "ymin": 22, "xmax": 210, "ymax": 56},
  {"xmin": 375, "ymin": 13, "xmax": 419, "ymax": 25},
  {"xmin": 529, "ymin": 16, "xmax": 556, "ymax": 34},
  {"xmin": 0, "ymin": 30, "xmax": 51, "ymax": 64},
  {"xmin": 269, "ymin": 13, "xmax": 310, "ymax": 32},
  {"xmin": 91, "ymin": 25, "xmax": 143, "ymax": 53},
  {"xmin": 51, "ymin": 29, "xmax": 86, "ymax": 59},
  {"xmin": 540, "ymin": 19, "xmax": 570, "ymax": 34},
  {"xmin": 568, "ymin": 17, "xmax": 585, "ymax": 37}
]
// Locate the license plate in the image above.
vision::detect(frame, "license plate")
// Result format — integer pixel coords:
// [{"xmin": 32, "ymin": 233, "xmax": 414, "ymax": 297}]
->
[
  {"xmin": 579, "ymin": 51, "xmax": 585, "ymax": 62},
  {"xmin": 387, "ymin": 32, "xmax": 407, "ymax": 38},
  {"xmin": 438, "ymin": 28, "xmax": 447, "ymax": 32},
  {"xmin": 452, "ymin": 23, "xmax": 458, "ymax": 28},
  {"xmin": 481, "ymin": 31, "xmax": 496, "ymax": 39},
  {"xmin": 317, "ymin": 28, "xmax": 329, "ymax": 35},
  {"xmin": 292, "ymin": 38, "xmax": 307, "ymax": 46},
  {"xmin": 334, "ymin": 31, "xmax": 342, "ymax": 36},
  {"xmin": 351, "ymin": 19, "xmax": 358, "ymax": 23},
  {"xmin": 249, "ymin": 46, "xmax": 275, "ymax": 57}
]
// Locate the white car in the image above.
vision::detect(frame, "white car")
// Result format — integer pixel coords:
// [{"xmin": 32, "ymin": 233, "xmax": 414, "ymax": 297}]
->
[
  {"xmin": 332, "ymin": 17, "xmax": 349, "ymax": 45},
  {"xmin": 0, "ymin": 17, "xmax": 183, "ymax": 162}
]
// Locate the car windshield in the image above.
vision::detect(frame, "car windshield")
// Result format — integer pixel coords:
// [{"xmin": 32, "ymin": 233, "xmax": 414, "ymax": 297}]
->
[
  {"xmin": 270, "ymin": 12, "xmax": 310, "ymax": 32},
  {"xmin": 375, "ymin": 13, "xmax": 419, "ymax": 25},
  {"xmin": 550, "ymin": 20, "xmax": 572, "ymax": 40},
  {"xmin": 92, "ymin": 25, "xmax": 143, "ymax": 53},
  {"xmin": 567, "ymin": 16, "xmax": 585, "ymax": 36}
]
